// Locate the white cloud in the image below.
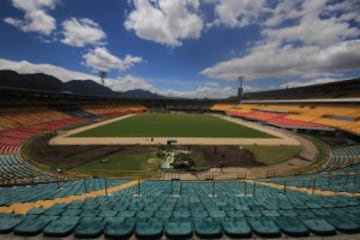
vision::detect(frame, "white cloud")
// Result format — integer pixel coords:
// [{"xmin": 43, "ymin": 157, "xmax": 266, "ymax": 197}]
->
[
  {"xmin": 211, "ymin": 0, "xmax": 267, "ymax": 28},
  {"xmin": 201, "ymin": 40, "xmax": 360, "ymax": 80},
  {"xmin": 201, "ymin": 0, "xmax": 360, "ymax": 82},
  {"xmin": 124, "ymin": 0, "xmax": 203, "ymax": 47},
  {"xmin": 82, "ymin": 47, "xmax": 143, "ymax": 72},
  {"xmin": 262, "ymin": 2, "xmax": 359, "ymax": 46},
  {"xmin": 61, "ymin": 18, "xmax": 107, "ymax": 47},
  {"xmin": 4, "ymin": 0, "xmax": 57, "ymax": 35},
  {"xmin": 264, "ymin": 0, "xmax": 302, "ymax": 27},
  {"xmin": 159, "ymin": 86, "xmax": 236, "ymax": 99}
]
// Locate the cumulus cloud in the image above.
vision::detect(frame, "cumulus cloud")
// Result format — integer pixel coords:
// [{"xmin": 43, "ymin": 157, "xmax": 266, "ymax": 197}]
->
[
  {"xmin": 82, "ymin": 47, "xmax": 143, "ymax": 72},
  {"xmin": 124, "ymin": 0, "xmax": 203, "ymax": 47},
  {"xmin": 201, "ymin": 40, "xmax": 360, "ymax": 80},
  {"xmin": 211, "ymin": 0, "xmax": 267, "ymax": 28},
  {"xmin": 201, "ymin": 0, "xmax": 360, "ymax": 81},
  {"xmin": 61, "ymin": 18, "xmax": 107, "ymax": 47},
  {"xmin": 4, "ymin": 0, "xmax": 57, "ymax": 35},
  {"xmin": 262, "ymin": 1, "xmax": 359, "ymax": 46}
]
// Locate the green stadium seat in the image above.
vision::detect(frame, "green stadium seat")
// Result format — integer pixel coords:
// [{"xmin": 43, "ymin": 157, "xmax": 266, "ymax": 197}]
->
[
  {"xmin": 135, "ymin": 222, "xmax": 163, "ymax": 240},
  {"xmin": 80, "ymin": 209, "xmax": 99, "ymax": 217},
  {"xmin": 248, "ymin": 218, "xmax": 281, "ymax": 238},
  {"xmin": 0, "ymin": 214, "xmax": 24, "ymax": 234},
  {"xmin": 74, "ymin": 217, "xmax": 104, "ymax": 238},
  {"xmin": 276, "ymin": 216, "xmax": 309, "ymax": 237},
  {"xmin": 43, "ymin": 217, "xmax": 79, "ymax": 237},
  {"xmin": 223, "ymin": 220, "xmax": 252, "ymax": 238},
  {"xmin": 43, "ymin": 206, "xmax": 64, "ymax": 216},
  {"xmin": 301, "ymin": 217, "xmax": 336, "ymax": 236},
  {"xmin": 194, "ymin": 220, "xmax": 223, "ymax": 239},
  {"xmin": 27, "ymin": 207, "xmax": 45, "ymax": 215},
  {"xmin": 62, "ymin": 208, "xmax": 82, "ymax": 216},
  {"xmin": 14, "ymin": 215, "xmax": 52, "ymax": 236},
  {"xmin": 104, "ymin": 220, "xmax": 135, "ymax": 239},
  {"xmin": 118, "ymin": 210, "xmax": 136, "ymax": 218},
  {"xmin": 324, "ymin": 215, "xmax": 360, "ymax": 234},
  {"xmin": 165, "ymin": 222, "xmax": 193, "ymax": 239}
]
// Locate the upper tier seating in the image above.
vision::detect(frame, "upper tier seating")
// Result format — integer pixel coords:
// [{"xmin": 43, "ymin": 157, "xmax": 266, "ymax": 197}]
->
[
  {"xmin": 225, "ymin": 104, "xmax": 360, "ymax": 135},
  {"xmin": 82, "ymin": 105, "xmax": 146, "ymax": 118},
  {"xmin": 210, "ymin": 103, "xmax": 236, "ymax": 112}
]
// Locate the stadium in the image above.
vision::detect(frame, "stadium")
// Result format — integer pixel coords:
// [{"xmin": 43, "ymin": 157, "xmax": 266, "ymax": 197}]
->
[
  {"xmin": 1, "ymin": 0, "xmax": 360, "ymax": 239},
  {"xmin": 0, "ymin": 78, "xmax": 360, "ymax": 239}
]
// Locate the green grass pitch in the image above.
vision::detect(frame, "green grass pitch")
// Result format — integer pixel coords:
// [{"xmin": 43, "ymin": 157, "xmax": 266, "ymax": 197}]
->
[{"xmin": 70, "ymin": 113, "xmax": 276, "ymax": 138}]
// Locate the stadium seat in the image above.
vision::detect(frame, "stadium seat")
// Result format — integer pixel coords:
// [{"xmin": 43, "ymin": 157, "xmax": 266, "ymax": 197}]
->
[
  {"xmin": 42, "ymin": 217, "xmax": 79, "ymax": 237},
  {"xmin": 165, "ymin": 222, "xmax": 193, "ymax": 239},
  {"xmin": 223, "ymin": 219, "xmax": 252, "ymax": 238},
  {"xmin": 104, "ymin": 220, "xmax": 135, "ymax": 239},
  {"xmin": 73, "ymin": 217, "xmax": 104, "ymax": 238}
]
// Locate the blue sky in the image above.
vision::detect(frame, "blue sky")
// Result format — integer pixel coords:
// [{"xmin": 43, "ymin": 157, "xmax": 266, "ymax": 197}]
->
[{"xmin": 0, "ymin": 0, "xmax": 359, "ymax": 98}]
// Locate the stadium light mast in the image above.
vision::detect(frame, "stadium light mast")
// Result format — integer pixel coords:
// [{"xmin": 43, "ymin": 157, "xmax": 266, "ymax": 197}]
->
[
  {"xmin": 237, "ymin": 76, "xmax": 244, "ymax": 101},
  {"xmin": 99, "ymin": 71, "xmax": 107, "ymax": 87}
]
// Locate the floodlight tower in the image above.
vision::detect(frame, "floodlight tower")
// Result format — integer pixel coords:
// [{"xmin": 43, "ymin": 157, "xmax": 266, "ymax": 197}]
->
[
  {"xmin": 237, "ymin": 76, "xmax": 244, "ymax": 101},
  {"xmin": 99, "ymin": 71, "xmax": 107, "ymax": 87}
]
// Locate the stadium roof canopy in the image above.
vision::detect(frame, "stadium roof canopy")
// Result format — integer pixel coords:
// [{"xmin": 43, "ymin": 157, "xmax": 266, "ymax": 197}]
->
[{"xmin": 243, "ymin": 98, "xmax": 360, "ymax": 104}]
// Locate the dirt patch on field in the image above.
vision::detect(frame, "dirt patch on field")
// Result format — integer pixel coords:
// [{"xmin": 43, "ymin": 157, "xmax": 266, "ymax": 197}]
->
[
  {"xmin": 27, "ymin": 133, "xmax": 157, "ymax": 170},
  {"xmin": 26, "ymin": 134, "xmax": 262, "ymax": 171},
  {"xmin": 190, "ymin": 145, "xmax": 264, "ymax": 168}
]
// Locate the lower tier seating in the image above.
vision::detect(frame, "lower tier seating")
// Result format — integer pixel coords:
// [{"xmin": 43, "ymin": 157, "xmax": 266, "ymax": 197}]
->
[{"xmin": 0, "ymin": 180, "xmax": 359, "ymax": 238}]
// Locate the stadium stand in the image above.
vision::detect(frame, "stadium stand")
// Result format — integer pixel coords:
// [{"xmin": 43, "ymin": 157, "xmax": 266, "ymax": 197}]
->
[
  {"xmin": 210, "ymin": 103, "xmax": 236, "ymax": 112},
  {"xmin": 82, "ymin": 104, "xmax": 146, "ymax": 118},
  {"xmin": 323, "ymin": 144, "xmax": 360, "ymax": 170},
  {"xmin": 0, "ymin": 155, "xmax": 53, "ymax": 183},
  {"xmin": 226, "ymin": 103, "xmax": 360, "ymax": 134},
  {"xmin": 0, "ymin": 84, "xmax": 360, "ymax": 239},
  {"xmin": 0, "ymin": 179, "xmax": 359, "ymax": 238}
]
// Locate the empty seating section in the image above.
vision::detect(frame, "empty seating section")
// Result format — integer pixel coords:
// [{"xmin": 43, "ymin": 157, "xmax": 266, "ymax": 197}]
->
[
  {"xmin": 0, "ymin": 180, "xmax": 359, "ymax": 238},
  {"xmin": 228, "ymin": 110, "xmax": 283, "ymax": 122},
  {"xmin": 210, "ymin": 103, "xmax": 236, "ymax": 112},
  {"xmin": 0, "ymin": 155, "xmax": 53, "ymax": 182},
  {"xmin": 263, "ymin": 161, "xmax": 360, "ymax": 193},
  {"xmin": 83, "ymin": 104, "xmax": 146, "ymax": 118},
  {"xmin": 268, "ymin": 117, "xmax": 327, "ymax": 128},
  {"xmin": 0, "ymin": 129, "xmax": 39, "ymax": 154},
  {"xmin": 0, "ymin": 105, "xmax": 146, "ymax": 182},
  {"xmin": 323, "ymin": 145, "xmax": 360, "ymax": 170},
  {"xmin": 0, "ymin": 117, "xmax": 84, "ymax": 155},
  {"xmin": 225, "ymin": 103, "xmax": 360, "ymax": 134},
  {"xmin": 228, "ymin": 109, "xmax": 328, "ymax": 129},
  {"xmin": 0, "ymin": 179, "xmax": 128, "ymax": 206}
]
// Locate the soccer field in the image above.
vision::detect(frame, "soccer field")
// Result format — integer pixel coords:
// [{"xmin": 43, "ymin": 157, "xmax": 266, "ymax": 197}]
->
[{"xmin": 71, "ymin": 113, "xmax": 276, "ymax": 138}]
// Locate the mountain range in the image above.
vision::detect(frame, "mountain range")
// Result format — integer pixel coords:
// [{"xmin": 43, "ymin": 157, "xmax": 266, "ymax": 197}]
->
[{"xmin": 0, "ymin": 70, "xmax": 164, "ymax": 99}]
